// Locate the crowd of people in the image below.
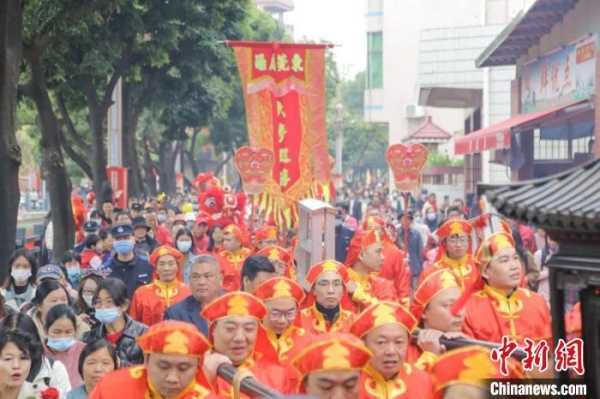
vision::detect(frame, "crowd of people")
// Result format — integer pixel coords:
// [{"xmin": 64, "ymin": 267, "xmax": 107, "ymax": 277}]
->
[{"xmin": 0, "ymin": 174, "xmax": 581, "ymax": 399}]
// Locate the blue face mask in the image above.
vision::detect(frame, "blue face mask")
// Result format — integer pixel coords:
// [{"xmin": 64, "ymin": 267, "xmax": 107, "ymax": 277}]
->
[
  {"xmin": 95, "ymin": 307, "xmax": 121, "ymax": 324},
  {"xmin": 47, "ymin": 337, "xmax": 76, "ymax": 352},
  {"xmin": 113, "ymin": 239, "xmax": 134, "ymax": 255}
]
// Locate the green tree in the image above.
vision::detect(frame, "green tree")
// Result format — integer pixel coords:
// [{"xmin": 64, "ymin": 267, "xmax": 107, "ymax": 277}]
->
[{"xmin": 0, "ymin": 0, "xmax": 23, "ymax": 276}]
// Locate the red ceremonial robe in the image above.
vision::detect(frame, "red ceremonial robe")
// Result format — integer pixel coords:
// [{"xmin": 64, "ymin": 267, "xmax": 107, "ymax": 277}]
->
[
  {"xmin": 462, "ymin": 285, "xmax": 552, "ymax": 344},
  {"xmin": 348, "ymin": 268, "xmax": 398, "ymax": 311},
  {"xmin": 420, "ymin": 254, "xmax": 481, "ymax": 294},
  {"xmin": 360, "ymin": 362, "xmax": 433, "ymax": 399},
  {"xmin": 378, "ymin": 242, "xmax": 411, "ymax": 305},
  {"xmin": 218, "ymin": 248, "xmax": 253, "ymax": 291},
  {"xmin": 129, "ymin": 280, "xmax": 190, "ymax": 326},
  {"xmin": 299, "ymin": 304, "xmax": 354, "ymax": 335}
]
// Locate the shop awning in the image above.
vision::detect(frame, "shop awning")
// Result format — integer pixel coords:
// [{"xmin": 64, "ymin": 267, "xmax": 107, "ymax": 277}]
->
[{"xmin": 454, "ymin": 100, "xmax": 588, "ymax": 155}]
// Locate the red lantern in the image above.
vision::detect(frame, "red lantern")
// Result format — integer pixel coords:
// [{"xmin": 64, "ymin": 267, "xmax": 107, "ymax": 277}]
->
[
  {"xmin": 386, "ymin": 144, "xmax": 428, "ymax": 192},
  {"xmin": 234, "ymin": 146, "xmax": 274, "ymax": 195}
]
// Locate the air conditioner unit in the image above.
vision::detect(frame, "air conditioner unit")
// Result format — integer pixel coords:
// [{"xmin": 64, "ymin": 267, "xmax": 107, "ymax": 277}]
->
[{"xmin": 406, "ymin": 104, "xmax": 425, "ymax": 119}]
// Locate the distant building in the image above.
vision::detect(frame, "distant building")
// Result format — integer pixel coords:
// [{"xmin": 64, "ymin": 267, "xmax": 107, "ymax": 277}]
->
[{"xmin": 255, "ymin": 0, "xmax": 294, "ymax": 34}]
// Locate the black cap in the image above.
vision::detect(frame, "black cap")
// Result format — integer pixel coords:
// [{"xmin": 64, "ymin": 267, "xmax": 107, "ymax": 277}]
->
[
  {"xmin": 111, "ymin": 224, "xmax": 133, "ymax": 239},
  {"xmin": 131, "ymin": 203, "xmax": 143, "ymax": 211},
  {"xmin": 131, "ymin": 216, "xmax": 150, "ymax": 230},
  {"xmin": 83, "ymin": 220, "xmax": 100, "ymax": 232}
]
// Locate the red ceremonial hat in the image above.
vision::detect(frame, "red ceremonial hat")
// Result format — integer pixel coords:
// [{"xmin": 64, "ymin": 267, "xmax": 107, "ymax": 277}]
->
[
  {"xmin": 255, "ymin": 225, "xmax": 278, "ymax": 242},
  {"xmin": 149, "ymin": 245, "xmax": 185, "ymax": 267},
  {"xmin": 201, "ymin": 291, "xmax": 267, "ymax": 324},
  {"xmin": 255, "ymin": 277, "xmax": 305, "ymax": 304},
  {"xmin": 475, "ymin": 232, "xmax": 515, "ymax": 271},
  {"xmin": 137, "ymin": 320, "xmax": 210, "ymax": 357},
  {"xmin": 436, "ymin": 219, "xmax": 473, "ymax": 240},
  {"xmin": 305, "ymin": 260, "xmax": 349, "ymax": 287},
  {"xmin": 256, "ymin": 245, "xmax": 292, "ymax": 265},
  {"xmin": 344, "ymin": 229, "xmax": 382, "ymax": 267},
  {"xmin": 411, "ymin": 269, "xmax": 461, "ymax": 321},
  {"xmin": 291, "ymin": 333, "xmax": 372, "ymax": 377},
  {"xmin": 350, "ymin": 301, "xmax": 417, "ymax": 338},
  {"xmin": 431, "ymin": 346, "xmax": 524, "ymax": 399}
]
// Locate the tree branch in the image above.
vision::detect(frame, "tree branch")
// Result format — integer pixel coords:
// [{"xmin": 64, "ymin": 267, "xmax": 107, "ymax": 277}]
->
[
  {"xmin": 100, "ymin": 42, "xmax": 133, "ymax": 111},
  {"xmin": 56, "ymin": 93, "xmax": 89, "ymax": 154},
  {"xmin": 58, "ymin": 128, "xmax": 93, "ymax": 178}
]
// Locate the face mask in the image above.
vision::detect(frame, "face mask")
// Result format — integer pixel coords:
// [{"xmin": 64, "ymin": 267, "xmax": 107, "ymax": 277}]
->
[
  {"xmin": 91, "ymin": 218, "xmax": 102, "ymax": 226},
  {"xmin": 95, "ymin": 307, "xmax": 121, "ymax": 324},
  {"xmin": 82, "ymin": 294, "xmax": 94, "ymax": 308},
  {"xmin": 157, "ymin": 214, "xmax": 167, "ymax": 223},
  {"xmin": 47, "ymin": 337, "xmax": 76, "ymax": 352},
  {"xmin": 427, "ymin": 213, "xmax": 437, "ymax": 221},
  {"xmin": 11, "ymin": 269, "xmax": 31, "ymax": 283},
  {"xmin": 113, "ymin": 239, "xmax": 134, "ymax": 255},
  {"xmin": 66, "ymin": 266, "xmax": 80, "ymax": 277},
  {"xmin": 176, "ymin": 240, "xmax": 192, "ymax": 253}
]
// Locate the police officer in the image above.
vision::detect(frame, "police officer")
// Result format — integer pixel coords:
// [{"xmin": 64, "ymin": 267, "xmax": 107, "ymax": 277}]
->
[
  {"xmin": 74, "ymin": 220, "xmax": 101, "ymax": 253},
  {"xmin": 106, "ymin": 224, "xmax": 153, "ymax": 298}
]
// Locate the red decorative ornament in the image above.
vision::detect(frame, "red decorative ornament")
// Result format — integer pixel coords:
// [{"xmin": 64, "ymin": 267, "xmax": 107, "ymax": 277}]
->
[
  {"xmin": 234, "ymin": 146, "xmax": 274, "ymax": 195},
  {"xmin": 386, "ymin": 144, "xmax": 429, "ymax": 192},
  {"xmin": 41, "ymin": 387, "xmax": 60, "ymax": 399}
]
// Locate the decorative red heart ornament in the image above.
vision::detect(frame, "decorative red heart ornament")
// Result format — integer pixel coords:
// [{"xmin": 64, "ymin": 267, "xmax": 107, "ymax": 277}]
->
[
  {"xmin": 234, "ymin": 146, "xmax": 274, "ymax": 194},
  {"xmin": 386, "ymin": 144, "xmax": 429, "ymax": 192}
]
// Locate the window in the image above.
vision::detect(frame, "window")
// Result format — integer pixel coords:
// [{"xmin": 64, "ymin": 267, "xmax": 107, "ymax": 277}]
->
[
  {"xmin": 367, "ymin": 32, "xmax": 383, "ymax": 89},
  {"xmin": 534, "ymin": 129, "xmax": 569, "ymax": 160}
]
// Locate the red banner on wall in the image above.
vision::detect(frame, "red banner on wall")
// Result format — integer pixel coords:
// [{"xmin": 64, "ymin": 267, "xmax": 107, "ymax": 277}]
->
[{"xmin": 228, "ymin": 41, "xmax": 333, "ymax": 227}]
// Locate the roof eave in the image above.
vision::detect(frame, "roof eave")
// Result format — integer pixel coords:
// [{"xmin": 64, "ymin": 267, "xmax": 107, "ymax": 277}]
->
[{"xmin": 476, "ymin": 10, "xmax": 526, "ymax": 68}]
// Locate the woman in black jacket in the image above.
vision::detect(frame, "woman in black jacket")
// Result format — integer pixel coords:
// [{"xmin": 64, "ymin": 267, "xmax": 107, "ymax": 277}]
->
[{"xmin": 82, "ymin": 277, "xmax": 147, "ymax": 367}]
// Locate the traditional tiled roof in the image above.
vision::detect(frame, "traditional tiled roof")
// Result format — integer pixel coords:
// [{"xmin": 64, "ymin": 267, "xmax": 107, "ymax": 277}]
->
[
  {"xmin": 479, "ymin": 158, "xmax": 600, "ymax": 234},
  {"xmin": 477, "ymin": 0, "xmax": 580, "ymax": 67},
  {"xmin": 405, "ymin": 116, "xmax": 452, "ymax": 143}
]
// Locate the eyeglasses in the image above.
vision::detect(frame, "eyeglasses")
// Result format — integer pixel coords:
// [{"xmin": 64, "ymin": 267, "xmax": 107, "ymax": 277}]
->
[
  {"xmin": 447, "ymin": 236, "xmax": 469, "ymax": 244},
  {"xmin": 316, "ymin": 279, "xmax": 343, "ymax": 288},
  {"xmin": 268, "ymin": 309, "xmax": 297, "ymax": 320}
]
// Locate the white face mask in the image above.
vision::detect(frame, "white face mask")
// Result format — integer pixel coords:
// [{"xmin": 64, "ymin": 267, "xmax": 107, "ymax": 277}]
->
[
  {"xmin": 11, "ymin": 269, "xmax": 32, "ymax": 284},
  {"xmin": 176, "ymin": 240, "xmax": 192, "ymax": 253},
  {"xmin": 82, "ymin": 294, "xmax": 94, "ymax": 308}
]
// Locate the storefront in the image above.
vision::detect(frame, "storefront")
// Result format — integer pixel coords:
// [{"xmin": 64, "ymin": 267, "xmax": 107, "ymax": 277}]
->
[{"xmin": 458, "ymin": 0, "xmax": 600, "ymax": 181}]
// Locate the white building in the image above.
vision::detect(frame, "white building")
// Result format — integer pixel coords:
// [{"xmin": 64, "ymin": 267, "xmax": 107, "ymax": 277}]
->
[
  {"xmin": 255, "ymin": 0, "xmax": 294, "ymax": 33},
  {"xmin": 364, "ymin": 0, "xmax": 536, "ymax": 193}
]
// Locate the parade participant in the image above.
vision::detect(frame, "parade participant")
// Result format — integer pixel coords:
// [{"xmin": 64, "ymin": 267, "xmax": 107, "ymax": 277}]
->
[
  {"xmin": 219, "ymin": 225, "xmax": 252, "ymax": 291},
  {"xmin": 256, "ymin": 245, "xmax": 295, "ymax": 278},
  {"xmin": 80, "ymin": 235, "xmax": 104, "ymax": 271},
  {"xmin": 90, "ymin": 321, "xmax": 219, "ymax": 399},
  {"xmin": 420, "ymin": 219, "xmax": 480, "ymax": 294},
  {"xmin": 0, "ymin": 329, "xmax": 40, "ymax": 399},
  {"xmin": 201, "ymin": 291, "xmax": 293, "ymax": 397},
  {"xmin": 430, "ymin": 346, "xmax": 524, "ymax": 399},
  {"xmin": 362, "ymin": 216, "xmax": 411, "ymax": 304},
  {"xmin": 299, "ymin": 260, "xmax": 355, "ymax": 335},
  {"xmin": 2, "ymin": 249, "xmax": 38, "ymax": 311},
  {"xmin": 254, "ymin": 225, "xmax": 279, "ymax": 250},
  {"xmin": 66, "ymin": 339, "xmax": 118, "ymax": 399},
  {"xmin": 114, "ymin": 210, "xmax": 132, "ymax": 225},
  {"xmin": 350, "ymin": 302, "xmax": 433, "ymax": 398},
  {"xmin": 27, "ymin": 279, "xmax": 85, "ymax": 340},
  {"xmin": 74, "ymin": 271, "xmax": 103, "ymax": 329},
  {"xmin": 395, "ymin": 210, "xmax": 425, "ymax": 290},
  {"xmin": 44, "ymin": 304, "xmax": 86, "ymax": 388},
  {"xmin": 100, "ymin": 199, "xmax": 114, "ymax": 226},
  {"xmin": 240, "ymin": 256, "xmax": 277, "ymax": 294},
  {"xmin": 145, "ymin": 209, "xmax": 173, "ymax": 246},
  {"xmin": 192, "ymin": 214, "xmax": 211, "ymax": 253},
  {"xmin": 254, "ymin": 277, "xmax": 306, "ymax": 363},
  {"xmin": 132, "ymin": 216, "xmax": 157, "ymax": 261},
  {"xmin": 210, "ymin": 226, "xmax": 225, "ymax": 253},
  {"xmin": 74, "ymin": 221, "xmax": 101, "ymax": 253},
  {"xmin": 129, "ymin": 246, "xmax": 191, "ymax": 326},
  {"xmin": 83, "ymin": 278, "xmax": 147, "ymax": 367},
  {"xmin": 291, "ymin": 333, "xmax": 372, "ymax": 399},
  {"xmin": 130, "ymin": 202, "xmax": 144, "ymax": 219},
  {"xmin": 174, "ymin": 228, "xmax": 196, "ymax": 284},
  {"xmin": 106, "ymin": 224, "xmax": 153, "ymax": 298},
  {"xmin": 462, "ymin": 233, "xmax": 552, "ymax": 344},
  {"xmin": 164, "ymin": 254, "xmax": 223, "ymax": 335},
  {"xmin": 345, "ymin": 230, "xmax": 398, "ymax": 310},
  {"xmin": 409, "ymin": 269, "xmax": 467, "ymax": 368}
]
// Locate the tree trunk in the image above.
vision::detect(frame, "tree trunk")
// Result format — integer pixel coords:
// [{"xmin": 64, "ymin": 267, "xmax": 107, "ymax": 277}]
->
[
  {"xmin": 189, "ymin": 129, "xmax": 199, "ymax": 176},
  {"xmin": 28, "ymin": 54, "xmax": 75, "ymax": 261},
  {"xmin": 158, "ymin": 140, "xmax": 177, "ymax": 195},
  {"xmin": 121, "ymin": 83, "xmax": 144, "ymax": 198},
  {"xmin": 0, "ymin": 0, "xmax": 23, "ymax": 281},
  {"xmin": 142, "ymin": 139, "xmax": 157, "ymax": 196}
]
